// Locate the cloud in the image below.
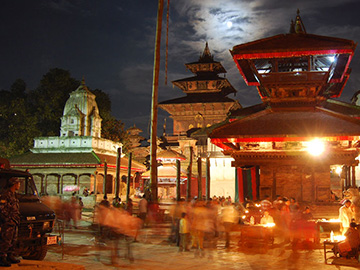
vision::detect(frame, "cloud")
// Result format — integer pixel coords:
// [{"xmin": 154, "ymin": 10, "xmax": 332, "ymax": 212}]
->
[
  {"xmin": 166, "ymin": 0, "xmax": 360, "ymax": 105},
  {"xmin": 42, "ymin": 0, "xmax": 77, "ymax": 13}
]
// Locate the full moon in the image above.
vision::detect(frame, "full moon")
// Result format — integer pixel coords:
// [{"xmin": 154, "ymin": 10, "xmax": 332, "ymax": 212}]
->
[{"xmin": 227, "ymin": 21, "xmax": 232, "ymax": 28}]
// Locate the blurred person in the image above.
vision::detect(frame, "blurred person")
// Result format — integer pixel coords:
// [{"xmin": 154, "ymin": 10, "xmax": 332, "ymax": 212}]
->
[
  {"xmin": 169, "ymin": 199, "xmax": 185, "ymax": 245},
  {"xmin": 70, "ymin": 196, "xmax": 81, "ymax": 229},
  {"xmin": 62, "ymin": 200, "xmax": 72, "ymax": 228},
  {"xmin": 301, "ymin": 206, "xmax": 313, "ymax": 221},
  {"xmin": 191, "ymin": 201, "xmax": 207, "ymax": 256},
  {"xmin": 339, "ymin": 199, "xmax": 354, "ymax": 235},
  {"xmin": 126, "ymin": 198, "xmax": 133, "ymax": 216},
  {"xmin": 112, "ymin": 197, "xmax": 122, "ymax": 208},
  {"xmin": 203, "ymin": 200, "xmax": 219, "ymax": 254},
  {"xmin": 279, "ymin": 199, "xmax": 291, "ymax": 244},
  {"xmin": 100, "ymin": 195, "xmax": 110, "ymax": 208},
  {"xmin": 147, "ymin": 201, "xmax": 164, "ymax": 236},
  {"xmin": 243, "ymin": 196, "xmax": 254, "ymax": 209},
  {"xmin": 83, "ymin": 187, "xmax": 89, "ymax": 197},
  {"xmin": 260, "ymin": 210, "xmax": 274, "ymax": 225},
  {"xmin": 260, "ymin": 195, "xmax": 272, "ymax": 212},
  {"xmin": 179, "ymin": 212, "xmax": 190, "ymax": 252},
  {"xmin": 95, "ymin": 205, "xmax": 141, "ymax": 264},
  {"xmin": 221, "ymin": 202, "xmax": 239, "ymax": 248},
  {"xmin": 289, "ymin": 197, "xmax": 300, "ymax": 214},
  {"xmin": 0, "ymin": 177, "xmax": 22, "ymax": 266},
  {"xmin": 299, "ymin": 207, "xmax": 316, "ymax": 248},
  {"xmin": 273, "ymin": 195, "xmax": 284, "ymax": 211},
  {"xmin": 260, "ymin": 210, "xmax": 275, "ymax": 245},
  {"xmin": 78, "ymin": 197, "xmax": 84, "ymax": 220},
  {"xmin": 97, "ymin": 196, "xmax": 111, "ymax": 241},
  {"xmin": 344, "ymin": 222, "xmax": 360, "ymax": 257},
  {"xmin": 138, "ymin": 195, "xmax": 148, "ymax": 226}
]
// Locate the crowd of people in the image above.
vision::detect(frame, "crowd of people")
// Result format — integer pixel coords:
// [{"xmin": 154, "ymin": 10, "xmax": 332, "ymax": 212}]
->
[
  {"xmin": 167, "ymin": 194, "xmax": 318, "ymax": 253},
  {"xmin": 38, "ymin": 191, "xmax": 360, "ymax": 261}
]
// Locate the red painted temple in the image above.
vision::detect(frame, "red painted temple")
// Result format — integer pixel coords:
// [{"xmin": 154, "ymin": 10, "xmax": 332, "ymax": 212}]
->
[{"xmin": 209, "ymin": 11, "xmax": 360, "ymax": 203}]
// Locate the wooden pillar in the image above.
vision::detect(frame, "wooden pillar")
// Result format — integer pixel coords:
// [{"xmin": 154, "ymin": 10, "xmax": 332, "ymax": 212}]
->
[
  {"xmin": 186, "ymin": 146, "xmax": 193, "ymax": 201},
  {"xmin": 311, "ymin": 168, "xmax": 315, "ymax": 203},
  {"xmin": 44, "ymin": 174, "xmax": 48, "ymax": 195},
  {"xmin": 126, "ymin": 153, "xmax": 132, "ymax": 204},
  {"xmin": 352, "ymin": 166, "xmax": 356, "ymax": 187},
  {"xmin": 60, "ymin": 175, "xmax": 64, "ymax": 195},
  {"xmin": 272, "ymin": 169, "xmax": 276, "ymax": 200},
  {"xmin": 348, "ymin": 166, "xmax": 351, "ymax": 187},
  {"xmin": 133, "ymin": 173, "xmax": 136, "ymax": 189},
  {"xmin": 93, "ymin": 173, "xmax": 97, "ymax": 195},
  {"xmin": 176, "ymin": 159, "xmax": 181, "ymax": 201},
  {"xmin": 103, "ymin": 161, "xmax": 108, "ymax": 196},
  {"xmin": 115, "ymin": 147, "xmax": 122, "ymax": 198},
  {"xmin": 345, "ymin": 166, "xmax": 350, "ymax": 188},
  {"xmin": 300, "ymin": 169, "xmax": 304, "ymax": 202},
  {"xmin": 40, "ymin": 175, "xmax": 44, "ymax": 195},
  {"xmin": 197, "ymin": 157, "xmax": 202, "ymax": 200},
  {"xmin": 76, "ymin": 174, "xmax": 79, "ymax": 194},
  {"xmin": 205, "ymin": 156, "xmax": 210, "ymax": 201}
]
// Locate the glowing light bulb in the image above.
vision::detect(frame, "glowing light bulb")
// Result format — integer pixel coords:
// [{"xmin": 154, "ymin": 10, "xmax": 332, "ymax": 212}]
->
[{"xmin": 306, "ymin": 139, "xmax": 325, "ymax": 156}]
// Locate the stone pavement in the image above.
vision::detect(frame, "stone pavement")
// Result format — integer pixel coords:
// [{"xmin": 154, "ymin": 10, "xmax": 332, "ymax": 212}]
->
[
  {"xmin": 8, "ymin": 212, "xmax": 360, "ymax": 270},
  {"xmin": 44, "ymin": 218, "xmax": 360, "ymax": 270},
  {"xmin": 42, "ymin": 226, "xmax": 360, "ymax": 270}
]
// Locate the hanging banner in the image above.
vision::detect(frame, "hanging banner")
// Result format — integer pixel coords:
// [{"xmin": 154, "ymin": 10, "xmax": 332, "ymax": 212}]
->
[{"xmin": 235, "ymin": 166, "xmax": 259, "ymax": 203}]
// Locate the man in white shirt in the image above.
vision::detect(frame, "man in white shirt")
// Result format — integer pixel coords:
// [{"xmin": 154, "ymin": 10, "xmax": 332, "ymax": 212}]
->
[
  {"xmin": 260, "ymin": 210, "xmax": 274, "ymax": 225},
  {"xmin": 260, "ymin": 211, "xmax": 275, "ymax": 244},
  {"xmin": 339, "ymin": 199, "xmax": 354, "ymax": 235}
]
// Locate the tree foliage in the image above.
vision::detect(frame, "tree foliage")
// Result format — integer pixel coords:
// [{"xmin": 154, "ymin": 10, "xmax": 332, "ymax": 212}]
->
[
  {"xmin": 30, "ymin": 68, "xmax": 80, "ymax": 136},
  {"xmin": 101, "ymin": 116, "xmax": 129, "ymax": 152},
  {"xmin": 0, "ymin": 80, "xmax": 40, "ymax": 158},
  {"xmin": 91, "ymin": 88, "xmax": 128, "ymax": 151}
]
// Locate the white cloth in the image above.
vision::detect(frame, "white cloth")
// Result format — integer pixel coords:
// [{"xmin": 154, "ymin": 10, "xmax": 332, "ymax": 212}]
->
[{"xmin": 339, "ymin": 205, "xmax": 354, "ymax": 229}]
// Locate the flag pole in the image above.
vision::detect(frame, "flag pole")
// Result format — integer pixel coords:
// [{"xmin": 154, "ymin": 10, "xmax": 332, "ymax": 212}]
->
[{"xmin": 150, "ymin": 0, "xmax": 164, "ymax": 202}]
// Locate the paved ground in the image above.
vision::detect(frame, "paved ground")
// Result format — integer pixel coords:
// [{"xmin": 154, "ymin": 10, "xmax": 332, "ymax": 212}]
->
[
  {"xmin": 7, "ymin": 212, "xmax": 360, "ymax": 269},
  {"xmin": 42, "ymin": 226, "xmax": 360, "ymax": 270}
]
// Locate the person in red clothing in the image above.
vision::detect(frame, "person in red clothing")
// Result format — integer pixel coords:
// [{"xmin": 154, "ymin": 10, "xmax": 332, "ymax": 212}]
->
[
  {"xmin": 279, "ymin": 198, "xmax": 291, "ymax": 244},
  {"xmin": 344, "ymin": 222, "xmax": 360, "ymax": 257}
]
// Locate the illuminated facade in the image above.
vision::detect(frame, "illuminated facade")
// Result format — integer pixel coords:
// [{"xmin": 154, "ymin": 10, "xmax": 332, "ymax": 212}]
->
[
  {"xmin": 10, "ymin": 80, "xmax": 146, "ymax": 205},
  {"xmin": 210, "ymin": 11, "xmax": 360, "ymax": 202}
]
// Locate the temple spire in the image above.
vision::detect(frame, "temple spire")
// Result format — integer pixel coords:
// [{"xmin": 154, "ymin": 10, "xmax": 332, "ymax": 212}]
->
[
  {"xmin": 290, "ymin": 9, "xmax": 306, "ymax": 34},
  {"xmin": 199, "ymin": 42, "xmax": 214, "ymax": 62}
]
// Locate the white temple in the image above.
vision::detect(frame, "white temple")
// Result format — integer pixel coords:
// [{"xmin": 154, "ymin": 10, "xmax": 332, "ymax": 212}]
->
[{"xmin": 32, "ymin": 80, "xmax": 121, "ymax": 155}]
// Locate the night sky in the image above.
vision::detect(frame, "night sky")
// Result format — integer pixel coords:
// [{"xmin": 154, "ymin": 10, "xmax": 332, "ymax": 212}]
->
[{"xmin": 2, "ymin": 0, "xmax": 360, "ymax": 137}]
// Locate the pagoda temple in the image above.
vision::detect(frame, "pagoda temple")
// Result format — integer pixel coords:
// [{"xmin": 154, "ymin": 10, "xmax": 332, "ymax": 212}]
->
[
  {"xmin": 159, "ymin": 42, "xmax": 241, "ymax": 135},
  {"xmin": 209, "ymin": 11, "xmax": 360, "ymax": 203},
  {"xmin": 159, "ymin": 43, "xmax": 241, "ymax": 198}
]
